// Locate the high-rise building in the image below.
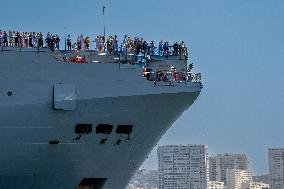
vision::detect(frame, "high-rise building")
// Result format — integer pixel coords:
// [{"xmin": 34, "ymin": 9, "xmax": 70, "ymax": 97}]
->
[
  {"xmin": 268, "ymin": 148, "xmax": 284, "ymax": 189},
  {"xmin": 209, "ymin": 154, "xmax": 249, "ymax": 184},
  {"xmin": 158, "ymin": 145, "xmax": 209, "ymax": 189},
  {"xmin": 225, "ymin": 169, "xmax": 252, "ymax": 189}
]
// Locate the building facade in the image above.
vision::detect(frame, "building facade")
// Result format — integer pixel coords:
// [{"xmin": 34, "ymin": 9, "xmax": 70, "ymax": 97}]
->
[
  {"xmin": 225, "ymin": 169, "xmax": 252, "ymax": 189},
  {"xmin": 268, "ymin": 148, "xmax": 284, "ymax": 189},
  {"xmin": 241, "ymin": 182, "xmax": 269, "ymax": 189},
  {"xmin": 209, "ymin": 154, "xmax": 250, "ymax": 184},
  {"xmin": 208, "ymin": 181, "xmax": 225, "ymax": 189},
  {"xmin": 158, "ymin": 145, "xmax": 209, "ymax": 189}
]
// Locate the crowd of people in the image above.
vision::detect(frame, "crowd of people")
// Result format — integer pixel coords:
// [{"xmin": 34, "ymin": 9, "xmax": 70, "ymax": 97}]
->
[
  {"xmin": 45, "ymin": 32, "xmax": 61, "ymax": 50},
  {"xmin": 0, "ymin": 30, "xmax": 45, "ymax": 48},
  {"xmin": 0, "ymin": 30, "xmax": 61, "ymax": 50},
  {"xmin": 0, "ymin": 30, "xmax": 187, "ymax": 56},
  {"xmin": 95, "ymin": 35, "xmax": 187, "ymax": 56},
  {"xmin": 143, "ymin": 65, "xmax": 188, "ymax": 83}
]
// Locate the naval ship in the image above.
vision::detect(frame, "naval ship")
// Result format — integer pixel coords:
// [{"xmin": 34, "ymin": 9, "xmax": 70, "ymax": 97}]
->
[{"xmin": 0, "ymin": 43, "xmax": 202, "ymax": 189}]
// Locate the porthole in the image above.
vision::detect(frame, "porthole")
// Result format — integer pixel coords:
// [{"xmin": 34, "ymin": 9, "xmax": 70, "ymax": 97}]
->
[{"xmin": 7, "ymin": 91, "xmax": 12, "ymax": 96}]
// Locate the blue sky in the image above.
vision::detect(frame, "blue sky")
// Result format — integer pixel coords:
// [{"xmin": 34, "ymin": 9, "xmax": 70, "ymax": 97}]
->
[{"xmin": 2, "ymin": 0, "xmax": 284, "ymax": 175}]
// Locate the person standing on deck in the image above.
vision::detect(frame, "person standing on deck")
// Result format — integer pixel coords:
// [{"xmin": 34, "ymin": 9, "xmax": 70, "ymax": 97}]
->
[
  {"xmin": 28, "ymin": 32, "xmax": 33, "ymax": 47},
  {"xmin": 163, "ymin": 41, "xmax": 169, "ymax": 55},
  {"xmin": 122, "ymin": 35, "xmax": 127, "ymax": 51},
  {"xmin": 113, "ymin": 35, "xmax": 118, "ymax": 53},
  {"xmin": 80, "ymin": 34, "xmax": 84, "ymax": 50},
  {"xmin": 32, "ymin": 32, "xmax": 37, "ymax": 47},
  {"xmin": 0, "ymin": 30, "xmax": 3, "ymax": 46},
  {"xmin": 150, "ymin": 41, "xmax": 155, "ymax": 55},
  {"xmin": 8, "ymin": 31, "xmax": 13, "ymax": 47},
  {"xmin": 95, "ymin": 36, "xmax": 99, "ymax": 51},
  {"xmin": 3, "ymin": 31, "xmax": 8, "ymax": 47},
  {"xmin": 24, "ymin": 32, "xmax": 29, "ymax": 47},
  {"xmin": 142, "ymin": 40, "xmax": 148, "ymax": 56},
  {"xmin": 67, "ymin": 35, "xmax": 72, "ymax": 50},
  {"xmin": 20, "ymin": 32, "xmax": 25, "ymax": 47},
  {"xmin": 45, "ymin": 32, "xmax": 51, "ymax": 48},
  {"xmin": 180, "ymin": 41, "xmax": 186, "ymax": 55},
  {"xmin": 73, "ymin": 42, "xmax": 77, "ymax": 51},
  {"xmin": 98, "ymin": 36, "xmax": 104, "ymax": 52},
  {"xmin": 15, "ymin": 31, "xmax": 20, "ymax": 47},
  {"xmin": 55, "ymin": 35, "xmax": 60, "ymax": 50},
  {"xmin": 11, "ymin": 31, "xmax": 16, "ymax": 46},
  {"xmin": 77, "ymin": 36, "xmax": 81, "ymax": 50},
  {"xmin": 37, "ymin": 33, "xmax": 43, "ymax": 48},
  {"xmin": 159, "ymin": 40, "xmax": 163, "ymax": 56},
  {"xmin": 84, "ymin": 36, "xmax": 90, "ymax": 50}
]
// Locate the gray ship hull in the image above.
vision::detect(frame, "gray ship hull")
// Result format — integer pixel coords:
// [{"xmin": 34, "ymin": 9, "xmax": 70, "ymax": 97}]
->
[{"xmin": 0, "ymin": 47, "xmax": 201, "ymax": 189}]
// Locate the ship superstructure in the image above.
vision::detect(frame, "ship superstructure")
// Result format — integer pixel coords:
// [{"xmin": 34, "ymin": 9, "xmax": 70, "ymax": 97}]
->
[{"xmin": 0, "ymin": 45, "xmax": 202, "ymax": 189}]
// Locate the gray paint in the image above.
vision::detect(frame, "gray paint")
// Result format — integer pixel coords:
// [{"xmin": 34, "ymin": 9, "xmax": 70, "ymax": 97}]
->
[{"xmin": 0, "ymin": 48, "xmax": 202, "ymax": 189}]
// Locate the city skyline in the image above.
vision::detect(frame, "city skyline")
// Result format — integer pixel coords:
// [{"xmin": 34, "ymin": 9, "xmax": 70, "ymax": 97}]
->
[
  {"xmin": 153, "ymin": 144, "xmax": 271, "ymax": 189},
  {"xmin": 147, "ymin": 145, "xmax": 271, "ymax": 176},
  {"xmin": 2, "ymin": 0, "xmax": 284, "ymax": 175}
]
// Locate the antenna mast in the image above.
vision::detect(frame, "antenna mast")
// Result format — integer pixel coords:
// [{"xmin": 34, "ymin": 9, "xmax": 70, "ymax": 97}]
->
[{"xmin": 103, "ymin": 5, "xmax": 106, "ymax": 38}]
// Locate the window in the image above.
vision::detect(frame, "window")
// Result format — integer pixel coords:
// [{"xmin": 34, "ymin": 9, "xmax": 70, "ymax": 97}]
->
[
  {"xmin": 78, "ymin": 178, "xmax": 107, "ymax": 188},
  {"xmin": 116, "ymin": 125, "xmax": 133, "ymax": 135},
  {"xmin": 75, "ymin": 124, "xmax": 92, "ymax": 134},
  {"xmin": 96, "ymin": 124, "xmax": 113, "ymax": 134}
]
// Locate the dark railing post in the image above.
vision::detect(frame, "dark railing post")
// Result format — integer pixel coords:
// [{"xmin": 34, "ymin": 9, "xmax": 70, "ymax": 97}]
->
[
  {"xmin": 118, "ymin": 53, "xmax": 121, "ymax": 70},
  {"xmin": 64, "ymin": 34, "xmax": 66, "ymax": 54},
  {"xmin": 185, "ymin": 72, "xmax": 187, "ymax": 86}
]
